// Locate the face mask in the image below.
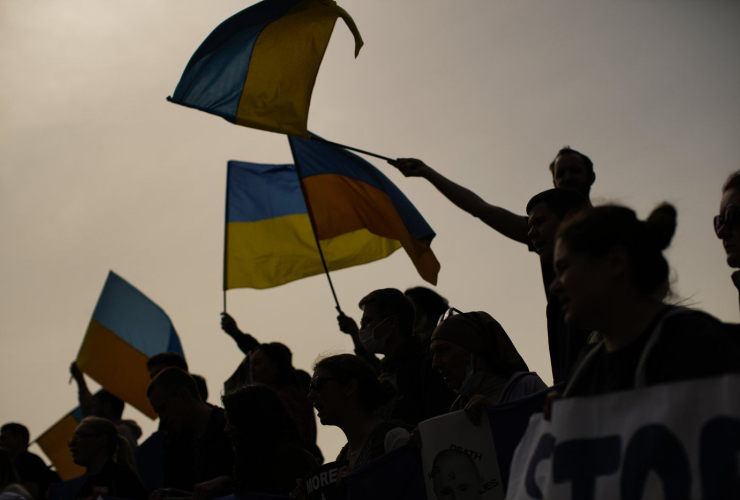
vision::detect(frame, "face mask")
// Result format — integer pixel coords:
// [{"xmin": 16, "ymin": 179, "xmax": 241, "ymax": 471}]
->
[
  {"xmin": 456, "ymin": 354, "xmax": 485, "ymax": 395},
  {"xmin": 359, "ymin": 317, "xmax": 392, "ymax": 354}
]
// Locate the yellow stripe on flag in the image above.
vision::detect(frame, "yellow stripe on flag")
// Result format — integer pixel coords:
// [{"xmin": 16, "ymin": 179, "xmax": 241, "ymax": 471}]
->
[
  {"xmin": 226, "ymin": 214, "xmax": 401, "ymax": 290},
  {"xmin": 235, "ymin": 0, "xmax": 338, "ymax": 137},
  {"xmin": 36, "ymin": 414, "xmax": 85, "ymax": 481},
  {"xmin": 77, "ymin": 319, "xmax": 156, "ymax": 419}
]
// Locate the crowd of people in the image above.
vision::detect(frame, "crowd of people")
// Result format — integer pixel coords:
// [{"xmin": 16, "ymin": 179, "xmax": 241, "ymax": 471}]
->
[{"xmin": 1, "ymin": 147, "xmax": 739, "ymax": 499}]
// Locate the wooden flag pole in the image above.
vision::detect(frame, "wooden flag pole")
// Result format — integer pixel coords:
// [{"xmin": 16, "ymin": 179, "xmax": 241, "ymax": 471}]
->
[{"xmin": 309, "ymin": 135, "xmax": 394, "ymax": 163}]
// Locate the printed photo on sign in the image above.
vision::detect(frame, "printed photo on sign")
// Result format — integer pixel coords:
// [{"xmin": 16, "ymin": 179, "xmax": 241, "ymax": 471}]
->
[
  {"xmin": 419, "ymin": 410, "xmax": 504, "ymax": 500},
  {"xmin": 305, "ymin": 460, "xmax": 347, "ymax": 500}
]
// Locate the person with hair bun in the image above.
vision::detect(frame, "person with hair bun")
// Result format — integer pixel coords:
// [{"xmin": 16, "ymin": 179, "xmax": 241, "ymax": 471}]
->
[
  {"xmin": 550, "ymin": 204, "xmax": 740, "ymax": 397},
  {"xmin": 308, "ymin": 354, "xmax": 410, "ymax": 473},
  {"xmin": 716, "ymin": 171, "xmax": 740, "ymax": 314},
  {"xmin": 67, "ymin": 416, "xmax": 147, "ymax": 499}
]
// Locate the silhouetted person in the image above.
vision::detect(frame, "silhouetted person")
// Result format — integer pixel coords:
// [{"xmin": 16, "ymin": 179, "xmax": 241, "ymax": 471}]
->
[
  {"xmin": 191, "ymin": 374, "xmax": 208, "ymax": 404},
  {"xmin": 147, "ymin": 368, "xmax": 233, "ymax": 499},
  {"xmin": 67, "ymin": 417, "xmax": 147, "ymax": 500},
  {"xmin": 144, "ymin": 352, "xmax": 195, "ymax": 493},
  {"xmin": 220, "ymin": 313, "xmax": 259, "ymax": 355},
  {"xmin": 146, "ymin": 352, "xmax": 188, "ymax": 380},
  {"xmin": 0, "ymin": 449, "xmax": 32, "ymax": 499},
  {"xmin": 69, "ymin": 363, "xmax": 142, "ymax": 448},
  {"xmin": 526, "ymin": 188, "xmax": 590, "ymax": 382},
  {"xmin": 551, "ymin": 204, "xmax": 740, "ymax": 397},
  {"xmin": 309, "ymin": 355, "xmax": 410, "ymax": 472},
  {"xmin": 431, "ymin": 310, "xmax": 546, "ymax": 412},
  {"xmin": 0, "ymin": 423, "xmax": 58, "ymax": 500},
  {"xmin": 338, "ymin": 289, "xmax": 454, "ymax": 425},
  {"xmin": 248, "ymin": 343, "xmax": 322, "ymax": 463},
  {"xmin": 391, "ymin": 147, "xmax": 595, "ymax": 246},
  {"xmin": 716, "ymin": 171, "xmax": 740, "ymax": 316},
  {"xmin": 219, "ymin": 314, "xmax": 315, "ymax": 401},
  {"xmin": 223, "ymin": 385, "xmax": 317, "ymax": 496},
  {"xmin": 404, "ymin": 287, "xmax": 449, "ymax": 348}
]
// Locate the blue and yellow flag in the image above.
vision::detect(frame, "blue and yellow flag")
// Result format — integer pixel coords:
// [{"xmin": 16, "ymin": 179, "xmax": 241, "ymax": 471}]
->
[
  {"xmin": 36, "ymin": 406, "xmax": 85, "ymax": 480},
  {"xmin": 225, "ymin": 135, "xmax": 440, "ymax": 290},
  {"xmin": 168, "ymin": 0, "xmax": 362, "ymax": 138},
  {"xmin": 76, "ymin": 271, "xmax": 184, "ymax": 419}
]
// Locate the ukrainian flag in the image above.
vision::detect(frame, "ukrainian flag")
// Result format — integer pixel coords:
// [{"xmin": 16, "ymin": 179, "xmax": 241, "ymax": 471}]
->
[
  {"xmin": 76, "ymin": 272, "xmax": 184, "ymax": 419},
  {"xmin": 225, "ymin": 135, "xmax": 440, "ymax": 290},
  {"xmin": 168, "ymin": 0, "xmax": 362, "ymax": 138},
  {"xmin": 36, "ymin": 406, "xmax": 85, "ymax": 480}
]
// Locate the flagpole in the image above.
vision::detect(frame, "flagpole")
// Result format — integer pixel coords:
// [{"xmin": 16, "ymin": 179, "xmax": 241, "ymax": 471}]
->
[
  {"xmin": 223, "ymin": 165, "xmax": 230, "ymax": 314},
  {"xmin": 289, "ymin": 138, "xmax": 344, "ymax": 315},
  {"xmin": 309, "ymin": 135, "xmax": 394, "ymax": 163}
]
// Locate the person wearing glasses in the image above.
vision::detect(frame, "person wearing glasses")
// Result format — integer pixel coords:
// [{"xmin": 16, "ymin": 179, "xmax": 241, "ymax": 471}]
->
[
  {"xmin": 307, "ymin": 355, "xmax": 410, "ymax": 472},
  {"xmin": 550, "ymin": 203, "xmax": 740, "ymax": 398},
  {"xmin": 430, "ymin": 310, "xmax": 546, "ymax": 414},
  {"xmin": 67, "ymin": 416, "xmax": 147, "ymax": 500},
  {"xmin": 716, "ymin": 171, "xmax": 740, "ymax": 316}
]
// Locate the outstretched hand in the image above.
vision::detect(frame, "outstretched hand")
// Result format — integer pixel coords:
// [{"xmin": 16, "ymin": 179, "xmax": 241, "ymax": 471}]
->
[
  {"xmin": 69, "ymin": 362, "xmax": 84, "ymax": 384},
  {"xmin": 463, "ymin": 395, "xmax": 493, "ymax": 426},
  {"xmin": 220, "ymin": 312, "xmax": 241, "ymax": 337},
  {"xmin": 543, "ymin": 390, "xmax": 562, "ymax": 421},
  {"xmin": 337, "ymin": 313, "xmax": 359, "ymax": 336},
  {"xmin": 388, "ymin": 158, "xmax": 431, "ymax": 178}
]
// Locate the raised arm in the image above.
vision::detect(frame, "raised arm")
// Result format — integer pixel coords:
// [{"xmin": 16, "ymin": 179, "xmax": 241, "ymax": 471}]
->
[
  {"xmin": 391, "ymin": 158, "xmax": 530, "ymax": 244},
  {"xmin": 337, "ymin": 313, "xmax": 382, "ymax": 375},
  {"xmin": 221, "ymin": 313, "xmax": 259, "ymax": 355},
  {"xmin": 70, "ymin": 362, "xmax": 95, "ymax": 417}
]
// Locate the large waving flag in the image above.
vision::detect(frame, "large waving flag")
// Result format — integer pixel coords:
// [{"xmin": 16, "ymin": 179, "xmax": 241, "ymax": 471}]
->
[
  {"xmin": 76, "ymin": 271, "xmax": 184, "ymax": 419},
  {"xmin": 167, "ymin": 0, "xmax": 362, "ymax": 138},
  {"xmin": 224, "ymin": 135, "xmax": 440, "ymax": 290},
  {"xmin": 36, "ymin": 406, "xmax": 86, "ymax": 481}
]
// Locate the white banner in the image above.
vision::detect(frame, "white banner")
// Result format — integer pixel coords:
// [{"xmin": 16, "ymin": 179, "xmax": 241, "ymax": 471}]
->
[
  {"xmin": 506, "ymin": 374, "xmax": 740, "ymax": 500},
  {"xmin": 420, "ymin": 410, "xmax": 505, "ymax": 500}
]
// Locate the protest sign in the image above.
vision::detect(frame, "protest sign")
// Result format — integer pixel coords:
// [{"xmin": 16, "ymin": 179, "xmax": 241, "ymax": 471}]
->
[
  {"xmin": 419, "ymin": 410, "xmax": 505, "ymax": 500},
  {"xmin": 507, "ymin": 374, "xmax": 740, "ymax": 499},
  {"xmin": 305, "ymin": 460, "xmax": 347, "ymax": 500}
]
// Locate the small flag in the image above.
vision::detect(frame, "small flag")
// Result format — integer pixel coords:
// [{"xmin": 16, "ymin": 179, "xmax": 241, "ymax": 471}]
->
[
  {"xmin": 168, "ymin": 0, "xmax": 363, "ymax": 138},
  {"xmin": 224, "ymin": 135, "xmax": 440, "ymax": 290},
  {"xmin": 36, "ymin": 406, "xmax": 86, "ymax": 481},
  {"xmin": 76, "ymin": 271, "xmax": 184, "ymax": 419}
]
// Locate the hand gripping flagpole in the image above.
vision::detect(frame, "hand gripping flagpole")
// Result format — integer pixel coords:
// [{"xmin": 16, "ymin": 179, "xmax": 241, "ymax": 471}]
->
[{"xmin": 289, "ymin": 139, "xmax": 344, "ymax": 315}]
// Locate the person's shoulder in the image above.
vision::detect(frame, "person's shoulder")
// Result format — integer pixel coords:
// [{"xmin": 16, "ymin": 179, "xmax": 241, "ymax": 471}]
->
[{"xmin": 660, "ymin": 307, "xmax": 731, "ymax": 339}]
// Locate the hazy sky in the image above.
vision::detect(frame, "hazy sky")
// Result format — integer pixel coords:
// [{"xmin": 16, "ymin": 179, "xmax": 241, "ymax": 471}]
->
[{"xmin": 2, "ymin": 0, "xmax": 739, "ymax": 463}]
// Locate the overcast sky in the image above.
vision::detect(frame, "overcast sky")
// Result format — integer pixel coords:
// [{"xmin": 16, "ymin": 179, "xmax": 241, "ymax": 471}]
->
[{"xmin": 2, "ymin": 0, "xmax": 739, "ymax": 463}]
